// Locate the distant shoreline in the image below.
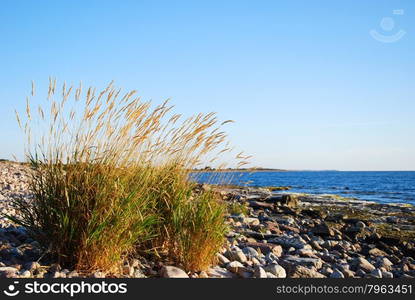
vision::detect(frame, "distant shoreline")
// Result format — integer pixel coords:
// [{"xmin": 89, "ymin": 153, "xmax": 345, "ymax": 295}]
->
[
  {"xmin": 191, "ymin": 168, "xmax": 289, "ymax": 173},
  {"xmin": 191, "ymin": 168, "xmax": 415, "ymax": 172}
]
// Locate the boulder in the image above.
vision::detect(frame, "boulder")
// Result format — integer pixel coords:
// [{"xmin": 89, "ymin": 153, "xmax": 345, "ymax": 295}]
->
[
  {"xmin": 244, "ymin": 242, "xmax": 283, "ymax": 257},
  {"xmin": 242, "ymin": 247, "xmax": 259, "ymax": 258},
  {"xmin": 207, "ymin": 267, "xmax": 236, "ymax": 278},
  {"xmin": 253, "ymin": 266, "xmax": 267, "ymax": 278},
  {"xmin": 216, "ymin": 253, "xmax": 230, "ymax": 266},
  {"xmin": 375, "ymin": 257, "xmax": 393, "ymax": 270},
  {"xmin": 228, "ymin": 250, "xmax": 247, "ymax": 263},
  {"xmin": 282, "ymin": 256, "xmax": 323, "ymax": 269},
  {"xmin": 160, "ymin": 266, "xmax": 189, "ymax": 278},
  {"xmin": 366, "ymin": 268, "xmax": 382, "ymax": 278},
  {"xmin": 226, "ymin": 261, "xmax": 247, "ymax": 274},
  {"xmin": 287, "ymin": 265, "xmax": 326, "ymax": 278},
  {"xmin": 368, "ymin": 248, "xmax": 387, "ymax": 257},
  {"xmin": 264, "ymin": 264, "xmax": 286, "ymax": 278},
  {"xmin": 351, "ymin": 257, "xmax": 376, "ymax": 273}
]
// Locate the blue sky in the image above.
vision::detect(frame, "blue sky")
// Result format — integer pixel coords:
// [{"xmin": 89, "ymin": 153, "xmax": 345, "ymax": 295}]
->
[{"xmin": 0, "ymin": 0, "xmax": 414, "ymax": 170}]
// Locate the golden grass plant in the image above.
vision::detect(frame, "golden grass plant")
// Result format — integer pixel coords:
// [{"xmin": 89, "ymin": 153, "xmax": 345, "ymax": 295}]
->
[{"xmin": 8, "ymin": 79, "xmax": 250, "ymax": 273}]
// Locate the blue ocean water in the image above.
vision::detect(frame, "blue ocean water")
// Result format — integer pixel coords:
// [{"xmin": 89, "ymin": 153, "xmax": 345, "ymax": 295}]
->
[{"xmin": 192, "ymin": 171, "xmax": 415, "ymax": 206}]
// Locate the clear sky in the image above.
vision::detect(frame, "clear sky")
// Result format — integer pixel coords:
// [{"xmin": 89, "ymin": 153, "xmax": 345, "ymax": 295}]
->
[{"xmin": 0, "ymin": 0, "xmax": 414, "ymax": 170}]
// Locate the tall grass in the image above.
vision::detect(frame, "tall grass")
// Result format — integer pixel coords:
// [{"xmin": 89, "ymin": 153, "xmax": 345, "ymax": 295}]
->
[{"xmin": 8, "ymin": 79, "xmax": 250, "ymax": 273}]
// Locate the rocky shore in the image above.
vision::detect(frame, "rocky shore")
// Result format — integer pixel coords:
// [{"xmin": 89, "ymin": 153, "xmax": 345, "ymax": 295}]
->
[{"xmin": 1, "ymin": 161, "xmax": 415, "ymax": 278}]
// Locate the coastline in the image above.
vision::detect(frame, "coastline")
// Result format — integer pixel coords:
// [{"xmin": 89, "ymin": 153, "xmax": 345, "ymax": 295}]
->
[
  {"xmin": 1, "ymin": 161, "xmax": 414, "ymax": 278},
  {"xmin": 191, "ymin": 168, "xmax": 289, "ymax": 173}
]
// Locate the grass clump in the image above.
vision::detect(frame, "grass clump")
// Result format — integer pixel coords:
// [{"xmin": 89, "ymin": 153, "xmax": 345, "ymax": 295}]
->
[{"xmin": 8, "ymin": 79, "xmax": 249, "ymax": 273}]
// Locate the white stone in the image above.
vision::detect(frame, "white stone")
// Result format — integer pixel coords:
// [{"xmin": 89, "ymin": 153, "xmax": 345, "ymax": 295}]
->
[{"xmin": 160, "ymin": 266, "xmax": 189, "ymax": 278}]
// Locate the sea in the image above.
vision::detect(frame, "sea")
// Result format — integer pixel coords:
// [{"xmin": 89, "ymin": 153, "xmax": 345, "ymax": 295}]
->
[{"xmin": 192, "ymin": 171, "xmax": 415, "ymax": 206}]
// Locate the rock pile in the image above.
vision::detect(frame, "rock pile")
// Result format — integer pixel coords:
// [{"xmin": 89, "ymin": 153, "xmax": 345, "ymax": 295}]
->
[{"xmin": 1, "ymin": 162, "xmax": 415, "ymax": 278}]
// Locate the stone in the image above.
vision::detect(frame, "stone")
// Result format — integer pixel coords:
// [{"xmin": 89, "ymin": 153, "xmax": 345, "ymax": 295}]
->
[
  {"xmin": 278, "ymin": 224, "xmax": 300, "ymax": 234},
  {"xmin": 369, "ymin": 248, "xmax": 387, "ymax": 257},
  {"xmin": 198, "ymin": 271, "xmax": 209, "ymax": 278},
  {"xmin": 244, "ymin": 217, "xmax": 260, "ymax": 226},
  {"xmin": 67, "ymin": 271, "xmax": 79, "ymax": 278},
  {"xmin": 375, "ymin": 257, "xmax": 393, "ymax": 270},
  {"xmin": 0, "ymin": 266, "xmax": 18, "ymax": 278},
  {"xmin": 352, "ymin": 257, "xmax": 376, "ymax": 273},
  {"xmin": 253, "ymin": 266, "xmax": 267, "ymax": 278},
  {"xmin": 249, "ymin": 201, "xmax": 274, "ymax": 210},
  {"xmin": 264, "ymin": 264, "xmax": 286, "ymax": 278},
  {"xmin": 207, "ymin": 267, "xmax": 236, "ymax": 278},
  {"xmin": 244, "ymin": 242, "xmax": 283, "ymax": 257},
  {"xmin": 282, "ymin": 256, "xmax": 323, "ymax": 269},
  {"xmin": 265, "ymin": 221, "xmax": 283, "ymax": 234},
  {"xmin": 382, "ymin": 271, "xmax": 393, "ymax": 278},
  {"xmin": 242, "ymin": 246, "xmax": 259, "ymax": 257},
  {"xmin": 330, "ymin": 269, "xmax": 344, "ymax": 278},
  {"xmin": 355, "ymin": 269, "xmax": 367, "ymax": 277},
  {"xmin": 133, "ymin": 269, "xmax": 146, "ymax": 278},
  {"xmin": 92, "ymin": 271, "xmax": 106, "ymax": 278},
  {"xmin": 160, "ymin": 266, "xmax": 189, "ymax": 278},
  {"xmin": 239, "ymin": 271, "xmax": 253, "ymax": 278},
  {"xmin": 367, "ymin": 268, "xmax": 382, "ymax": 278},
  {"xmin": 288, "ymin": 247, "xmax": 296, "ymax": 253},
  {"xmin": 297, "ymin": 249, "xmax": 318, "ymax": 258},
  {"xmin": 355, "ymin": 221, "xmax": 366, "ymax": 228},
  {"xmin": 268, "ymin": 237, "xmax": 309, "ymax": 250},
  {"xmin": 217, "ymin": 253, "xmax": 230, "ymax": 265},
  {"xmin": 251, "ymin": 258, "xmax": 261, "ymax": 267},
  {"xmin": 265, "ymin": 252, "xmax": 279, "ymax": 264},
  {"xmin": 287, "ymin": 265, "xmax": 326, "ymax": 278},
  {"xmin": 320, "ymin": 267, "xmax": 333, "ymax": 276},
  {"xmin": 240, "ymin": 231, "xmax": 279, "ymax": 240},
  {"xmin": 342, "ymin": 268, "xmax": 355, "ymax": 278},
  {"xmin": 310, "ymin": 241, "xmax": 323, "ymax": 251},
  {"xmin": 226, "ymin": 261, "xmax": 246, "ymax": 274},
  {"xmin": 231, "ymin": 250, "xmax": 247, "ymax": 263},
  {"xmin": 50, "ymin": 271, "xmax": 66, "ymax": 278}
]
